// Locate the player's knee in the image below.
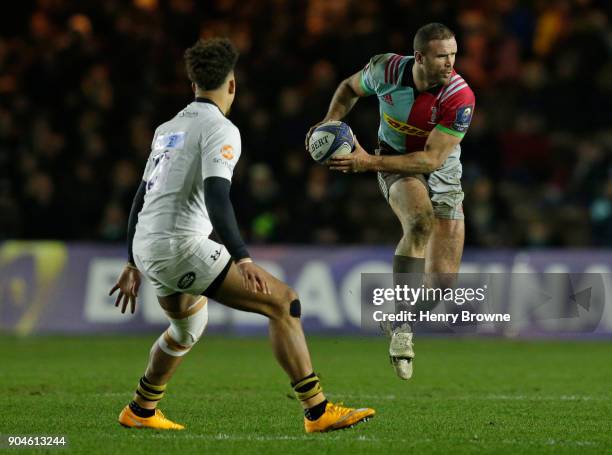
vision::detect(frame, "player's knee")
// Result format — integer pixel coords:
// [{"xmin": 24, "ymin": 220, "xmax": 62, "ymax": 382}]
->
[
  {"xmin": 284, "ymin": 287, "xmax": 299, "ymax": 305},
  {"xmin": 268, "ymin": 286, "xmax": 300, "ymax": 321},
  {"xmin": 404, "ymin": 210, "xmax": 434, "ymax": 246},
  {"xmin": 283, "ymin": 288, "xmax": 301, "ymax": 319},
  {"xmin": 157, "ymin": 298, "xmax": 208, "ymax": 357},
  {"xmin": 413, "ymin": 211, "xmax": 434, "ymax": 238}
]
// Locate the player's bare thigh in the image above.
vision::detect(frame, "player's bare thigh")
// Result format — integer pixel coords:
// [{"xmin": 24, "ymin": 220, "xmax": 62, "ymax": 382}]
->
[
  {"xmin": 388, "ymin": 176, "xmax": 431, "ymax": 216},
  {"xmin": 388, "ymin": 177, "xmax": 433, "ymax": 227},
  {"xmin": 157, "ymin": 293, "xmax": 202, "ymax": 314},
  {"xmin": 388, "ymin": 177, "xmax": 434, "ymax": 257},
  {"xmin": 209, "ymin": 262, "xmax": 297, "ymax": 319},
  {"xmin": 157, "ymin": 263, "xmax": 295, "ymax": 318}
]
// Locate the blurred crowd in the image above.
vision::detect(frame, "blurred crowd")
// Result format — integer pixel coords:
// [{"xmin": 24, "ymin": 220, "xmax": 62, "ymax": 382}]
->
[{"xmin": 1, "ymin": 0, "xmax": 612, "ymax": 247}]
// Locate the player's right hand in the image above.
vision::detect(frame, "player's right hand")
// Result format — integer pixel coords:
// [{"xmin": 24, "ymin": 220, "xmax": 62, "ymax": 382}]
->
[
  {"xmin": 237, "ymin": 260, "xmax": 271, "ymax": 294},
  {"xmin": 109, "ymin": 264, "xmax": 141, "ymax": 314}
]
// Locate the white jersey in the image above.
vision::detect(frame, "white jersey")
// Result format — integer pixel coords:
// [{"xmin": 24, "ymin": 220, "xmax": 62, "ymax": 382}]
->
[{"xmin": 135, "ymin": 99, "xmax": 241, "ymax": 242}]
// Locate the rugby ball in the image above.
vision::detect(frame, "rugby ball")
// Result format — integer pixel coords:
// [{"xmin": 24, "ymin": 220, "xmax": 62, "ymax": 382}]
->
[{"xmin": 308, "ymin": 121, "xmax": 354, "ymax": 164}]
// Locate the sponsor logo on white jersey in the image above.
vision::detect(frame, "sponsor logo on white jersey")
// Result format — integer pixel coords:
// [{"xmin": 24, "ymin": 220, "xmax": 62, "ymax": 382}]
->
[{"xmin": 153, "ymin": 132, "xmax": 185, "ymax": 151}]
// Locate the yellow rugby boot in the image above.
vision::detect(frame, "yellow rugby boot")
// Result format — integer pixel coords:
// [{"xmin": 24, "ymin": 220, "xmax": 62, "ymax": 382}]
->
[
  {"xmin": 118, "ymin": 406, "xmax": 185, "ymax": 430},
  {"xmin": 304, "ymin": 402, "xmax": 375, "ymax": 433}
]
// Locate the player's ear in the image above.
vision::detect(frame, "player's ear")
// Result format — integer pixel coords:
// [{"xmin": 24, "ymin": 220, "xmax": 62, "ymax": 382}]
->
[
  {"xmin": 191, "ymin": 82, "xmax": 197, "ymax": 94},
  {"xmin": 414, "ymin": 50, "xmax": 424, "ymax": 64},
  {"xmin": 227, "ymin": 71, "xmax": 236, "ymax": 95}
]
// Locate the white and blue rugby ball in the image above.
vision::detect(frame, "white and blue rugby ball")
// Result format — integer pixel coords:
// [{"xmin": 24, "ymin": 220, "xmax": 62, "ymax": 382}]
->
[{"xmin": 308, "ymin": 121, "xmax": 354, "ymax": 164}]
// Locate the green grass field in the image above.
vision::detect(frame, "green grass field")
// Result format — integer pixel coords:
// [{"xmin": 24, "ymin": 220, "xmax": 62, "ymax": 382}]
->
[{"xmin": 2, "ymin": 335, "xmax": 611, "ymax": 454}]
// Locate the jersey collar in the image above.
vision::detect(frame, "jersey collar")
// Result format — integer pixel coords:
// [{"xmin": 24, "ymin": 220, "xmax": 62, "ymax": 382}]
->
[
  {"xmin": 195, "ymin": 97, "xmax": 223, "ymax": 114},
  {"xmin": 401, "ymin": 58, "xmax": 445, "ymax": 95},
  {"xmin": 401, "ymin": 57, "xmax": 416, "ymax": 88}
]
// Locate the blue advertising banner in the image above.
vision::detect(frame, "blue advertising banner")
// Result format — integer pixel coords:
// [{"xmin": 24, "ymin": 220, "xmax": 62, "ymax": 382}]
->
[{"xmin": 1, "ymin": 241, "xmax": 612, "ymax": 336}]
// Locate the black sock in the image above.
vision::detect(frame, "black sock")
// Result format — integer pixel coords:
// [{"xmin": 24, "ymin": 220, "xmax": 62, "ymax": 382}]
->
[
  {"xmin": 393, "ymin": 255, "xmax": 425, "ymax": 272},
  {"xmin": 393, "ymin": 255, "xmax": 425, "ymax": 330},
  {"xmin": 305, "ymin": 400, "xmax": 329, "ymax": 421},
  {"xmin": 129, "ymin": 400, "xmax": 155, "ymax": 418}
]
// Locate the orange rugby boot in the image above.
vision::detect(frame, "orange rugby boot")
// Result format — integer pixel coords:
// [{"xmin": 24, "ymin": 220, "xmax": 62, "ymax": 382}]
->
[
  {"xmin": 304, "ymin": 402, "xmax": 375, "ymax": 433},
  {"xmin": 118, "ymin": 405, "xmax": 185, "ymax": 430}
]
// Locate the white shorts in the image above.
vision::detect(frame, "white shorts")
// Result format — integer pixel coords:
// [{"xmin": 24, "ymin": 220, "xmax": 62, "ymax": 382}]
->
[{"xmin": 133, "ymin": 235, "xmax": 232, "ymax": 297}]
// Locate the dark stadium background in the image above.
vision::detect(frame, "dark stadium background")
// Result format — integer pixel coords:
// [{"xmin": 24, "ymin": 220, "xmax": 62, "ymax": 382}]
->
[{"xmin": 2, "ymin": 0, "xmax": 611, "ymax": 246}]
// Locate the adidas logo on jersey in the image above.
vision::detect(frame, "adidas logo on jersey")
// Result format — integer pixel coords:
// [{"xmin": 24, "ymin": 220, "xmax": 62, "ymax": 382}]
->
[{"xmin": 382, "ymin": 94, "xmax": 394, "ymax": 105}]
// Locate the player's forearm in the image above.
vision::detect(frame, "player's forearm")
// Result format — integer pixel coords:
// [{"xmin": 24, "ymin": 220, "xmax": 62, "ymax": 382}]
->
[
  {"xmin": 369, "ymin": 150, "xmax": 442, "ymax": 174},
  {"xmin": 127, "ymin": 180, "xmax": 147, "ymax": 265},
  {"xmin": 324, "ymin": 79, "xmax": 360, "ymax": 121}
]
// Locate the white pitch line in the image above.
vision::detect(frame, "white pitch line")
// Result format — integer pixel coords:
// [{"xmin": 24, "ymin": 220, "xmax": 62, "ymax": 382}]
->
[
  {"xmin": 146, "ymin": 433, "xmax": 416, "ymax": 442},
  {"xmin": 505, "ymin": 439, "xmax": 597, "ymax": 447},
  {"xmin": 138, "ymin": 433, "xmax": 600, "ymax": 447}
]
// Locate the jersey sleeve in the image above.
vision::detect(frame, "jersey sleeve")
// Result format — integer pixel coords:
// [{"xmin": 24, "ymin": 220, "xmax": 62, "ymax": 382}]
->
[
  {"xmin": 435, "ymin": 85, "xmax": 476, "ymax": 139},
  {"xmin": 201, "ymin": 122, "xmax": 242, "ymax": 182},
  {"xmin": 141, "ymin": 129, "xmax": 160, "ymax": 182},
  {"xmin": 360, "ymin": 53, "xmax": 402, "ymax": 96},
  {"xmin": 142, "ymin": 156, "xmax": 153, "ymax": 182}
]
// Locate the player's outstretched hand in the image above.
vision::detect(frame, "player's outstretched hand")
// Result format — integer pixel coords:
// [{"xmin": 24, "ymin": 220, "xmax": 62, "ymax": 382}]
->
[
  {"xmin": 109, "ymin": 264, "xmax": 141, "ymax": 314},
  {"xmin": 328, "ymin": 136, "xmax": 373, "ymax": 173},
  {"xmin": 237, "ymin": 260, "xmax": 271, "ymax": 295}
]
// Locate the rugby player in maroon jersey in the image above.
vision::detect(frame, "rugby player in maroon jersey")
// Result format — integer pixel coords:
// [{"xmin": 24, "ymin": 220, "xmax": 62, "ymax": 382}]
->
[{"xmin": 308, "ymin": 23, "xmax": 475, "ymax": 380}]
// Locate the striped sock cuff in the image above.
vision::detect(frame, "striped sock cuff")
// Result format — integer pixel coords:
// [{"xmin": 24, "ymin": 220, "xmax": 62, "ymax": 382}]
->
[
  {"xmin": 136, "ymin": 376, "xmax": 167, "ymax": 402},
  {"xmin": 292, "ymin": 373, "xmax": 323, "ymax": 402}
]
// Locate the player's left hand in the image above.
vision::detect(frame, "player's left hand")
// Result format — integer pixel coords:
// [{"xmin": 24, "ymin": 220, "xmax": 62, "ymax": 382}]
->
[
  {"xmin": 237, "ymin": 260, "xmax": 271, "ymax": 294},
  {"xmin": 109, "ymin": 264, "xmax": 141, "ymax": 314},
  {"xmin": 328, "ymin": 136, "xmax": 373, "ymax": 173}
]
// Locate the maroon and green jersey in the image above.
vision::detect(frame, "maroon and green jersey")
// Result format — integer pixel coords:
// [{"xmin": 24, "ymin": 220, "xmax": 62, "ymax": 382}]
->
[{"xmin": 360, "ymin": 53, "xmax": 475, "ymax": 169}]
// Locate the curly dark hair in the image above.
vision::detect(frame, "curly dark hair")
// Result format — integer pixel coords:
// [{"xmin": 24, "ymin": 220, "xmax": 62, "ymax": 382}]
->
[
  {"xmin": 184, "ymin": 38, "xmax": 239, "ymax": 91},
  {"xmin": 413, "ymin": 23, "xmax": 455, "ymax": 53}
]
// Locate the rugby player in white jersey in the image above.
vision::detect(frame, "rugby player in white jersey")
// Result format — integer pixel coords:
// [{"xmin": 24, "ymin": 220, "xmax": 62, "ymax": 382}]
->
[{"xmin": 109, "ymin": 38, "xmax": 374, "ymax": 433}]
